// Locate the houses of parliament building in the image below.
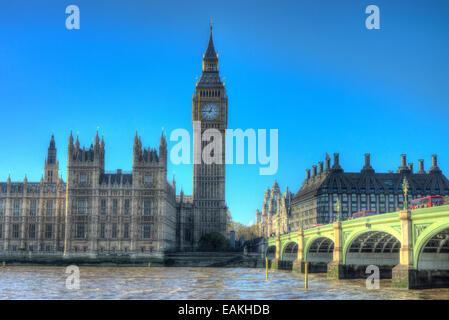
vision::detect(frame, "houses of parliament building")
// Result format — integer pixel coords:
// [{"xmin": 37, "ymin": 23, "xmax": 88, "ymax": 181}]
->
[
  {"xmin": 257, "ymin": 153, "xmax": 449, "ymax": 238},
  {"xmin": 0, "ymin": 25, "xmax": 228, "ymax": 257}
]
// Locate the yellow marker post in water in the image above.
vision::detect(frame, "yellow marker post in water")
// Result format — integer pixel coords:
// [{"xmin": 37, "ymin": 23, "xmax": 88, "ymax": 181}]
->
[
  {"xmin": 148, "ymin": 262, "xmax": 151, "ymax": 268},
  {"xmin": 304, "ymin": 262, "xmax": 308, "ymax": 290},
  {"xmin": 265, "ymin": 257, "xmax": 268, "ymax": 280},
  {"xmin": 2, "ymin": 261, "xmax": 5, "ymax": 268}
]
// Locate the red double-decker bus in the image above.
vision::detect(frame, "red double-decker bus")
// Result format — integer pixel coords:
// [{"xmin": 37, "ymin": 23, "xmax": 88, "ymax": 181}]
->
[
  {"xmin": 410, "ymin": 196, "xmax": 445, "ymax": 210},
  {"xmin": 349, "ymin": 210, "xmax": 377, "ymax": 220}
]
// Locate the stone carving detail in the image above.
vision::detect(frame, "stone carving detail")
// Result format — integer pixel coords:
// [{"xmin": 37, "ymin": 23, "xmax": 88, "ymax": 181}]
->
[
  {"xmin": 414, "ymin": 224, "xmax": 431, "ymax": 242},
  {"xmin": 342, "ymin": 232, "xmax": 350, "ymax": 244}
]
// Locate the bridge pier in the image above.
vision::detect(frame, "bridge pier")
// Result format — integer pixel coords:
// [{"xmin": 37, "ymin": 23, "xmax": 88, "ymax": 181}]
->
[
  {"xmin": 327, "ymin": 221, "xmax": 345, "ymax": 279},
  {"xmin": 270, "ymin": 235, "xmax": 281, "ymax": 270},
  {"xmin": 392, "ymin": 209, "xmax": 419, "ymax": 289},
  {"xmin": 292, "ymin": 229, "xmax": 304, "ymax": 273}
]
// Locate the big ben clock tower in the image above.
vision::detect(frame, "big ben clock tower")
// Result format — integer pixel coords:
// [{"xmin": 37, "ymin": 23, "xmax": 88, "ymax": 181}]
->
[{"xmin": 192, "ymin": 23, "xmax": 228, "ymax": 246}]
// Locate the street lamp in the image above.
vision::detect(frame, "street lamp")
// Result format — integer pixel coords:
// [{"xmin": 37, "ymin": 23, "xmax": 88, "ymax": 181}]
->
[
  {"xmin": 335, "ymin": 198, "xmax": 341, "ymax": 222},
  {"xmin": 402, "ymin": 177, "xmax": 409, "ymax": 210}
]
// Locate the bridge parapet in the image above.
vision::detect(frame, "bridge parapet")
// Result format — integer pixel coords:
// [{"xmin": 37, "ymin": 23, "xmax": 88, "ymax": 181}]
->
[{"xmin": 265, "ymin": 205, "xmax": 449, "ymax": 289}]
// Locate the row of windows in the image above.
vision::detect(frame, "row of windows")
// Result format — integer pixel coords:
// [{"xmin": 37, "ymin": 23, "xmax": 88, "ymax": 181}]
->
[
  {"xmin": 77, "ymin": 199, "xmax": 155, "ymax": 216},
  {"xmin": 0, "ymin": 223, "xmax": 58, "ymax": 240},
  {"xmin": 0, "ymin": 200, "xmax": 55, "ymax": 216},
  {"xmin": 321, "ymin": 187, "xmax": 449, "ymax": 195},
  {"xmin": 80, "ymin": 173, "xmax": 153, "ymax": 186},
  {"xmin": 75, "ymin": 223, "xmax": 153, "ymax": 239},
  {"xmin": 99, "ymin": 223, "xmax": 130, "ymax": 239},
  {"xmin": 297, "ymin": 193, "xmax": 430, "ymax": 210}
]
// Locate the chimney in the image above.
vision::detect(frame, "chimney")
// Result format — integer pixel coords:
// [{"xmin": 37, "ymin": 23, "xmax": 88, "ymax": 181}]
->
[
  {"xmin": 312, "ymin": 165, "xmax": 317, "ymax": 177},
  {"xmin": 401, "ymin": 154, "xmax": 407, "ymax": 167},
  {"xmin": 325, "ymin": 157, "xmax": 331, "ymax": 171},
  {"xmin": 408, "ymin": 163, "xmax": 413, "ymax": 173},
  {"xmin": 418, "ymin": 159, "xmax": 425, "ymax": 174},
  {"xmin": 306, "ymin": 169, "xmax": 311, "ymax": 180},
  {"xmin": 318, "ymin": 162, "xmax": 323, "ymax": 174},
  {"xmin": 332, "ymin": 153, "xmax": 341, "ymax": 169},
  {"xmin": 429, "ymin": 154, "xmax": 441, "ymax": 173},
  {"xmin": 432, "ymin": 154, "xmax": 438, "ymax": 167}
]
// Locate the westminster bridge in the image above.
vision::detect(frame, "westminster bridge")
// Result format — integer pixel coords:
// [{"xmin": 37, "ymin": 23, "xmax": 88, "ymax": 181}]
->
[{"xmin": 265, "ymin": 205, "xmax": 449, "ymax": 289}]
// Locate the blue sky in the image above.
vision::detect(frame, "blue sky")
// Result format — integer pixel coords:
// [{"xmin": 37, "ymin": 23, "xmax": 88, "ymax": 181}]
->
[{"xmin": 0, "ymin": 0, "xmax": 448, "ymax": 225}]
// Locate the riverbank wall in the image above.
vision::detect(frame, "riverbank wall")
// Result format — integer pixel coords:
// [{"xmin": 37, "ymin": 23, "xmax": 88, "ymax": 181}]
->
[{"xmin": 0, "ymin": 252, "xmax": 265, "ymax": 268}]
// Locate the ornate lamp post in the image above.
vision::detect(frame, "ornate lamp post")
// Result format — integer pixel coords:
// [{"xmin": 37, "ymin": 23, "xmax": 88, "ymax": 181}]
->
[
  {"xmin": 335, "ymin": 198, "xmax": 341, "ymax": 222},
  {"xmin": 402, "ymin": 177, "xmax": 409, "ymax": 210}
]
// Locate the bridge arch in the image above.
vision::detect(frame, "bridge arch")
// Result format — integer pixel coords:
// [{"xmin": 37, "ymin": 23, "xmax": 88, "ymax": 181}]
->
[
  {"xmin": 281, "ymin": 241, "xmax": 298, "ymax": 261},
  {"xmin": 265, "ymin": 245, "xmax": 276, "ymax": 260},
  {"xmin": 414, "ymin": 223, "xmax": 449, "ymax": 270},
  {"xmin": 304, "ymin": 236, "xmax": 334, "ymax": 263},
  {"xmin": 343, "ymin": 229, "xmax": 401, "ymax": 266}
]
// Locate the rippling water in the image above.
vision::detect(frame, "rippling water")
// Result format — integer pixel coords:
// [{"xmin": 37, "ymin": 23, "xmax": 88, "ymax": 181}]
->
[{"xmin": 0, "ymin": 266, "xmax": 448, "ymax": 299}]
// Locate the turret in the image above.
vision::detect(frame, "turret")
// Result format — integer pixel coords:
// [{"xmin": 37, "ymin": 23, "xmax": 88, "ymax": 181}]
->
[
  {"xmin": 67, "ymin": 131, "xmax": 105, "ymax": 190},
  {"xmin": 45, "ymin": 134, "xmax": 59, "ymax": 183},
  {"xmin": 133, "ymin": 132, "xmax": 141, "ymax": 166},
  {"xmin": 132, "ymin": 133, "xmax": 163, "ymax": 188},
  {"xmin": 159, "ymin": 131, "xmax": 168, "ymax": 168}
]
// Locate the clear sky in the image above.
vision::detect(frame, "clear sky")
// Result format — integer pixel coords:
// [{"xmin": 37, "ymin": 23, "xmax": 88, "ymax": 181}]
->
[{"xmin": 0, "ymin": 0, "xmax": 448, "ymax": 225}]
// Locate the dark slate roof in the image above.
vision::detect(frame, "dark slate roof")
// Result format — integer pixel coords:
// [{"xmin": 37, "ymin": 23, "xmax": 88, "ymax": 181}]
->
[
  {"xmin": 99, "ymin": 173, "xmax": 133, "ymax": 185},
  {"xmin": 197, "ymin": 72, "xmax": 224, "ymax": 88},
  {"xmin": 293, "ymin": 168, "xmax": 449, "ymax": 203},
  {"xmin": 204, "ymin": 29, "xmax": 218, "ymax": 61}
]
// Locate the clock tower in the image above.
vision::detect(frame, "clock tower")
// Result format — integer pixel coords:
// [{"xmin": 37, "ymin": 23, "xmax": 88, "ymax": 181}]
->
[{"xmin": 192, "ymin": 23, "xmax": 228, "ymax": 246}]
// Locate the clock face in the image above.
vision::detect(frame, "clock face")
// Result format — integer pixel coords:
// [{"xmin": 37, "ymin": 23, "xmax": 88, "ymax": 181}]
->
[{"xmin": 201, "ymin": 103, "xmax": 219, "ymax": 120}]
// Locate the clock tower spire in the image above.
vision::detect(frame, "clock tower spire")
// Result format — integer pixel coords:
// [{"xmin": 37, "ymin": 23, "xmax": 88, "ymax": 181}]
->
[{"xmin": 192, "ymin": 23, "xmax": 228, "ymax": 247}]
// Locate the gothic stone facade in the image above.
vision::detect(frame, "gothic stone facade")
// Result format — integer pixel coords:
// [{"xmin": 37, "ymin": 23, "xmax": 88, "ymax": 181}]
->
[
  {"xmin": 0, "ymin": 26, "xmax": 229, "ymax": 256},
  {"xmin": 256, "ymin": 153, "xmax": 449, "ymax": 236},
  {"xmin": 0, "ymin": 132, "xmax": 177, "ymax": 257},
  {"xmin": 256, "ymin": 181, "xmax": 293, "ymax": 238}
]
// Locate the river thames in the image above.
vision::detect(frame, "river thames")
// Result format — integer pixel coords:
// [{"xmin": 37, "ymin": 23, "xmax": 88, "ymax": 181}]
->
[{"xmin": 0, "ymin": 266, "xmax": 448, "ymax": 300}]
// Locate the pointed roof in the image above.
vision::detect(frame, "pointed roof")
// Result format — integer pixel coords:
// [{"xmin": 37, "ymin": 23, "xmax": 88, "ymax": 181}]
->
[
  {"xmin": 95, "ymin": 130, "xmax": 100, "ymax": 146},
  {"xmin": 47, "ymin": 134, "xmax": 57, "ymax": 164},
  {"xmin": 69, "ymin": 130, "xmax": 74, "ymax": 145},
  {"xmin": 160, "ymin": 130, "xmax": 167, "ymax": 147},
  {"xmin": 49, "ymin": 134, "xmax": 56, "ymax": 149},
  {"xmin": 204, "ymin": 24, "xmax": 218, "ymax": 61}
]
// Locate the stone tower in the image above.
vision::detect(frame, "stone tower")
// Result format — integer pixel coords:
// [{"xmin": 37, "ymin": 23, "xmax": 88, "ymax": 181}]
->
[
  {"xmin": 64, "ymin": 131, "xmax": 105, "ymax": 255},
  {"xmin": 192, "ymin": 24, "xmax": 228, "ymax": 245},
  {"xmin": 44, "ymin": 134, "xmax": 59, "ymax": 183}
]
